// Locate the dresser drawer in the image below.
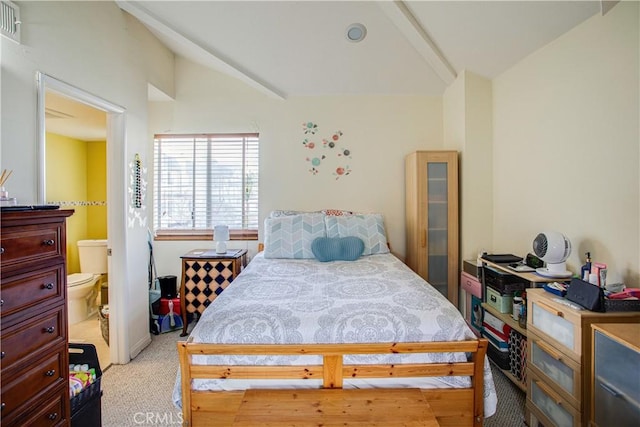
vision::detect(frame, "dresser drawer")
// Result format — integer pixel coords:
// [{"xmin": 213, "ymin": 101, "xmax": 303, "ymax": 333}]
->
[
  {"xmin": 0, "ymin": 221, "xmax": 65, "ymax": 271},
  {"xmin": 1, "ymin": 265, "xmax": 65, "ymax": 318},
  {"xmin": 527, "ymin": 292, "xmax": 581, "ymax": 362},
  {"xmin": 1, "ymin": 306, "xmax": 66, "ymax": 369},
  {"xmin": 3, "ymin": 384, "xmax": 68, "ymax": 427},
  {"xmin": 528, "ymin": 370, "xmax": 581, "ymax": 427},
  {"xmin": 1, "ymin": 344, "xmax": 67, "ymax": 416},
  {"xmin": 528, "ymin": 330, "xmax": 581, "ymax": 410}
]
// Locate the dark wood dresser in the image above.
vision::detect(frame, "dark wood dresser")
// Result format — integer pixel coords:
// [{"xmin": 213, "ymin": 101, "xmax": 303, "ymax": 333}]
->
[{"xmin": 1, "ymin": 209, "xmax": 74, "ymax": 426}]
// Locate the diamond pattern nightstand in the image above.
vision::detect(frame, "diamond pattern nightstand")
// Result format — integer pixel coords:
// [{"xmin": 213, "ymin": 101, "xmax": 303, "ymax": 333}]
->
[{"xmin": 179, "ymin": 249, "xmax": 248, "ymax": 336}]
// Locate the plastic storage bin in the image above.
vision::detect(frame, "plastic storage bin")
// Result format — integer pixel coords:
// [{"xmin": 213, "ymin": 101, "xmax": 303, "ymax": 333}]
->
[
  {"xmin": 486, "ymin": 285, "xmax": 513, "ymax": 313},
  {"xmin": 69, "ymin": 343, "xmax": 102, "ymax": 427}
]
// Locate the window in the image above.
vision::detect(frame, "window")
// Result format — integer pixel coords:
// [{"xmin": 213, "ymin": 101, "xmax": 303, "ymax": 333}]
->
[{"xmin": 153, "ymin": 133, "xmax": 259, "ymax": 240}]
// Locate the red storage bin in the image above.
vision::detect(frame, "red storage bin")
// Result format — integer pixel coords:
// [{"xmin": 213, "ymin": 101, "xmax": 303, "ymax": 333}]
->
[{"xmin": 158, "ymin": 297, "xmax": 181, "ymax": 316}]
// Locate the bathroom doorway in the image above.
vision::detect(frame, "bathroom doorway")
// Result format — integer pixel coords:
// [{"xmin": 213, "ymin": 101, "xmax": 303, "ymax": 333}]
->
[
  {"xmin": 44, "ymin": 91, "xmax": 111, "ymax": 368},
  {"xmin": 37, "ymin": 72, "xmax": 128, "ymax": 366}
]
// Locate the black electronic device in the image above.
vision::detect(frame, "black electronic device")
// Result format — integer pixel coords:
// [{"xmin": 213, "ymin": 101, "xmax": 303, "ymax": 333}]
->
[
  {"xmin": 525, "ymin": 253, "xmax": 544, "ymax": 269},
  {"xmin": 482, "ymin": 254, "xmax": 523, "ymax": 264}
]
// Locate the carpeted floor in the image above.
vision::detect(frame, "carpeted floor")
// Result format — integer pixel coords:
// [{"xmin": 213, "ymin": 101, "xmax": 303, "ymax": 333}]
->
[{"xmin": 101, "ymin": 330, "xmax": 526, "ymax": 426}]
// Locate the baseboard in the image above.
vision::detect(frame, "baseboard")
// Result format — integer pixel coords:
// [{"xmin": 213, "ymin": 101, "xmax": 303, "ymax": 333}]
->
[{"xmin": 130, "ymin": 333, "xmax": 152, "ymax": 359}]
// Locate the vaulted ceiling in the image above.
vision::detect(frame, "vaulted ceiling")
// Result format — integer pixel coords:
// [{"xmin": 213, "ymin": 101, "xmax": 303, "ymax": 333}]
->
[
  {"xmin": 46, "ymin": 1, "xmax": 608, "ymax": 140},
  {"xmin": 118, "ymin": 0, "xmax": 603, "ymax": 99}
]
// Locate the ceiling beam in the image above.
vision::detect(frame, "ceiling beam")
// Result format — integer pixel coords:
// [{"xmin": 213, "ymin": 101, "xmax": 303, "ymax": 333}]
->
[
  {"xmin": 600, "ymin": 1, "xmax": 620, "ymax": 15},
  {"xmin": 115, "ymin": 0, "xmax": 286, "ymax": 100},
  {"xmin": 378, "ymin": 1, "xmax": 456, "ymax": 86}
]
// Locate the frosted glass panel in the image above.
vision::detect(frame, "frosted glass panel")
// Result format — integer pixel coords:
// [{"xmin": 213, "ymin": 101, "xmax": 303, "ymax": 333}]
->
[
  {"xmin": 532, "ymin": 381, "xmax": 574, "ymax": 427},
  {"xmin": 532, "ymin": 303, "xmax": 575, "ymax": 350},
  {"xmin": 595, "ymin": 331, "xmax": 640, "ymax": 402},
  {"xmin": 427, "ymin": 203, "xmax": 447, "ymax": 230},
  {"xmin": 531, "ymin": 340, "xmax": 575, "ymax": 394},
  {"xmin": 426, "ymin": 162, "xmax": 448, "ymax": 297}
]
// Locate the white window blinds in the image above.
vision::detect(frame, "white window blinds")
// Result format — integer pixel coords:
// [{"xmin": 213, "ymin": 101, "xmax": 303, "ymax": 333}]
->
[{"xmin": 153, "ymin": 133, "xmax": 259, "ymax": 231}]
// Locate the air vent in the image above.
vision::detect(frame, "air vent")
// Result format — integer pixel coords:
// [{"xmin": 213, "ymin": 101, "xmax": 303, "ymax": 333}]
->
[{"xmin": 1, "ymin": 0, "xmax": 20, "ymax": 43}]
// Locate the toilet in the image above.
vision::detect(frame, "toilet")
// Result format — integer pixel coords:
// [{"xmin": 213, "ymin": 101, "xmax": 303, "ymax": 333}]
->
[{"xmin": 68, "ymin": 239, "xmax": 107, "ymax": 326}]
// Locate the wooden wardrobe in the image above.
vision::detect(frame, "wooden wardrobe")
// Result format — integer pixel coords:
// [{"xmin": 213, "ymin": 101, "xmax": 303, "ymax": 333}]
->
[{"xmin": 405, "ymin": 151, "xmax": 459, "ymax": 306}]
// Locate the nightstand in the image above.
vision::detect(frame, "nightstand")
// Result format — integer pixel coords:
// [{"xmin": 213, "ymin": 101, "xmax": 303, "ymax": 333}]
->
[{"xmin": 179, "ymin": 249, "xmax": 248, "ymax": 336}]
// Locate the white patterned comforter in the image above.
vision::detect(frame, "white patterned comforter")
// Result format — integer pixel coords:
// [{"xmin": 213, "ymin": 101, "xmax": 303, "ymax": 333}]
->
[{"xmin": 173, "ymin": 252, "xmax": 497, "ymax": 416}]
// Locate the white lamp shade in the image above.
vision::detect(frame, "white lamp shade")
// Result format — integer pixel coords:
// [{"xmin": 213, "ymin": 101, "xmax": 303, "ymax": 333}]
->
[{"xmin": 214, "ymin": 225, "xmax": 230, "ymax": 242}]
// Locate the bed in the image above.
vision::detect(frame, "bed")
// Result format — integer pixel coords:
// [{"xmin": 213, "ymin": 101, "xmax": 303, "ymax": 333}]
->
[{"xmin": 173, "ymin": 212, "xmax": 497, "ymax": 426}]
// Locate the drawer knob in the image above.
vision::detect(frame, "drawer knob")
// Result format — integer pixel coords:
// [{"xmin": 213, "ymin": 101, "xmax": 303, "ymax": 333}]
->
[
  {"xmin": 44, "ymin": 326, "xmax": 55, "ymax": 334},
  {"xmin": 1, "ymin": 351, "xmax": 5, "ymax": 359},
  {"xmin": 45, "ymin": 369, "xmax": 56, "ymax": 377},
  {"xmin": 43, "ymin": 239, "xmax": 55, "ymax": 246},
  {"xmin": 43, "ymin": 282, "xmax": 55, "ymax": 290},
  {"xmin": 0, "ymin": 247, "xmax": 4, "ymax": 254},
  {"xmin": 1, "ymin": 402, "xmax": 4, "ymax": 411},
  {"xmin": 47, "ymin": 412, "xmax": 58, "ymax": 420},
  {"xmin": 0, "ymin": 299, "xmax": 3, "ymax": 306}
]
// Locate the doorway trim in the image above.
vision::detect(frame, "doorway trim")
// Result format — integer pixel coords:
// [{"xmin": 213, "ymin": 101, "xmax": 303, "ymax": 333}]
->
[{"xmin": 36, "ymin": 72, "xmax": 130, "ymax": 364}]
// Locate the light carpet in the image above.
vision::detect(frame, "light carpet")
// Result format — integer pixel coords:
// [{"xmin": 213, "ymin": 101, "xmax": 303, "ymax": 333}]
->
[{"xmin": 101, "ymin": 330, "xmax": 526, "ymax": 426}]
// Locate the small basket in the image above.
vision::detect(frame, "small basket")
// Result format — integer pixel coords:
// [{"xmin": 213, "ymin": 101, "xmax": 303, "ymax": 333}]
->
[
  {"xmin": 70, "ymin": 377, "xmax": 102, "ymax": 413},
  {"xmin": 604, "ymin": 298, "xmax": 640, "ymax": 312},
  {"xmin": 98, "ymin": 305, "xmax": 109, "ymax": 345},
  {"xmin": 69, "ymin": 343, "xmax": 103, "ymax": 415}
]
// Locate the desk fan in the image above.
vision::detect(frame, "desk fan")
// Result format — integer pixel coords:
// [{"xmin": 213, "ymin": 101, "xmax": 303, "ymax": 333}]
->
[{"xmin": 532, "ymin": 231, "xmax": 573, "ymax": 278}]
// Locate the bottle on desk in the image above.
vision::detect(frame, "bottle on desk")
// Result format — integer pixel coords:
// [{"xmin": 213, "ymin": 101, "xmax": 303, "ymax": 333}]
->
[
  {"xmin": 512, "ymin": 295, "xmax": 523, "ymax": 321},
  {"xmin": 581, "ymin": 252, "xmax": 592, "ymax": 281}
]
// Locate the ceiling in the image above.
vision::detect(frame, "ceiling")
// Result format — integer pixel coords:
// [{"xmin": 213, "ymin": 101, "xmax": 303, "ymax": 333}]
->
[
  {"xmin": 45, "ymin": 91, "xmax": 107, "ymax": 141},
  {"xmin": 47, "ymin": 1, "xmax": 606, "ymax": 140},
  {"xmin": 118, "ymin": 0, "xmax": 603, "ymax": 99}
]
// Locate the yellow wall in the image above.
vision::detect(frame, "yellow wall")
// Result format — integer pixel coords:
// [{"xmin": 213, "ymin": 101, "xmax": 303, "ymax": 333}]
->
[
  {"xmin": 46, "ymin": 133, "xmax": 107, "ymax": 273},
  {"xmin": 87, "ymin": 141, "xmax": 108, "ymax": 238}
]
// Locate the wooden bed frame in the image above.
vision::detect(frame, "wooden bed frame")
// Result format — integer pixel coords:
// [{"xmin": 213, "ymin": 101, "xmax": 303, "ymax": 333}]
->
[{"xmin": 177, "ymin": 338, "xmax": 489, "ymax": 427}]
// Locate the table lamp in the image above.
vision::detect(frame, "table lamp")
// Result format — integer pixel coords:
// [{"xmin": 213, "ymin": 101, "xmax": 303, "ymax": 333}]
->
[{"xmin": 214, "ymin": 225, "xmax": 229, "ymax": 254}]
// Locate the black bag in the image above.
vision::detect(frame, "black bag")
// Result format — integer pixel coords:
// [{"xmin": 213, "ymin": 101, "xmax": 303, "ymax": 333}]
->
[{"xmin": 566, "ymin": 278, "xmax": 604, "ymax": 312}]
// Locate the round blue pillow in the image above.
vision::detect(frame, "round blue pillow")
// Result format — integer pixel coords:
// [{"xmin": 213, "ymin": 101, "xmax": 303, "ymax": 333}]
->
[{"xmin": 311, "ymin": 236, "xmax": 365, "ymax": 262}]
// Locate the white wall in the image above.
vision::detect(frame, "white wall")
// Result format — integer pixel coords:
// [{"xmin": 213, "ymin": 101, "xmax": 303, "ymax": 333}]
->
[
  {"xmin": 492, "ymin": 1, "xmax": 639, "ymax": 285},
  {"xmin": 149, "ymin": 58, "xmax": 444, "ymax": 279},
  {"xmin": 1, "ymin": 1, "xmax": 175, "ymax": 362},
  {"xmin": 443, "ymin": 71, "xmax": 494, "ymax": 263}
]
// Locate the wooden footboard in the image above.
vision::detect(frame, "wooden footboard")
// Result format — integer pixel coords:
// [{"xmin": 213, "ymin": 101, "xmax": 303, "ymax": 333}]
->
[{"xmin": 177, "ymin": 339, "xmax": 488, "ymax": 427}]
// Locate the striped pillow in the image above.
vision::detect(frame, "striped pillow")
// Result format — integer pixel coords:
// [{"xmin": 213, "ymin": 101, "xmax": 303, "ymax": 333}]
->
[
  {"xmin": 325, "ymin": 214, "xmax": 389, "ymax": 255},
  {"xmin": 264, "ymin": 213, "xmax": 326, "ymax": 259}
]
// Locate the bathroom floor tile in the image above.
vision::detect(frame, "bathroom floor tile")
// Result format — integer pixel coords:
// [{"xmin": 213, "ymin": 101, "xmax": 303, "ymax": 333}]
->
[{"xmin": 69, "ymin": 314, "xmax": 111, "ymax": 370}]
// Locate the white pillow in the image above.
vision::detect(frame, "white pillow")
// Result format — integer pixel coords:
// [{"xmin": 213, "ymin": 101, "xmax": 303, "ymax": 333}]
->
[
  {"xmin": 268, "ymin": 210, "xmax": 320, "ymax": 218},
  {"xmin": 264, "ymin": 213, "xmax": 326, "ymax": 258},
  {"xmin": 324, "ymin": 214, "xmax": 389, "ymax": 255}
]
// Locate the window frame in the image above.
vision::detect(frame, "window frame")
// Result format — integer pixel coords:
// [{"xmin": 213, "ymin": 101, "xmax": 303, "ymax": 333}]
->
[{"xmin": 153, "ymin": 132, "xmax": 259, "ymax": 241}]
